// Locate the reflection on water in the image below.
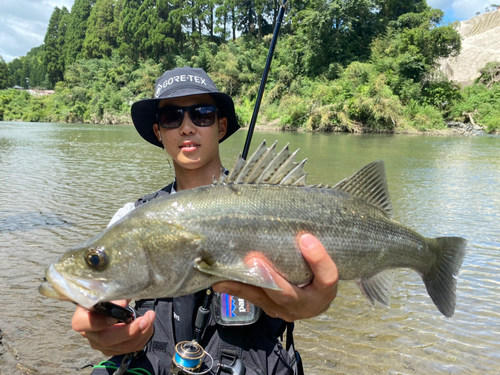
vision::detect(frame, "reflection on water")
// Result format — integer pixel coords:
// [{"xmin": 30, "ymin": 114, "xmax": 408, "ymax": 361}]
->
[{"xmin": 0, "ymin": 122, "xmax": 499, "ymax": 374}]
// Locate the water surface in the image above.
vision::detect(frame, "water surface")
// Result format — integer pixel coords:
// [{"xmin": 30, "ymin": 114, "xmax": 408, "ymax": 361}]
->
[{"xmin": 0, "ymin": 121, "xmax": 498, "ymax": 374}]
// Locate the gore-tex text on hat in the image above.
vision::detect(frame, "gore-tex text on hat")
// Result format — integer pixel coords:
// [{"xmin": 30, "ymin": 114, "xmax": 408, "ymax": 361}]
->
[{"xmin": 155, "ymin": 75, "xmax": 207, "ymax": 97}]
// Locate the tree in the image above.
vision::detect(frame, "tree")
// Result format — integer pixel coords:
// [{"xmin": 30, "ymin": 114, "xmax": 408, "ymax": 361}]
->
[
  {"xmin": 376, "ymin": 0, "xmax": 428, "ymax": 27},
  {"xmin": 291, "ymin": 0, "xmax": 373, "ymax": 76},
  {"xmin": 64, "ymin": 0, "xmax": 96, "ymax": 66},
  {"xmin": 0, "ymin": 56, "xmax": 10, "ymax": 89},
  {"xmin": 237, "ymin": 0, "xmax": 257, "ymax": 35},
  {"xmin": 371, "ymin": 9, "xmax": 461, "ymax": 98},
  {"xmin": 115, "ymin": 0, "xmax": 141, "ymax": 60},
  {"xmin": 82, "ymin": 0, "xmax": 118, "ymax": 59},
  {"xmin": 215, "ymin": 0, "xmax": 230, "ymax": 40},
  {"xmin": 43, "ymin": 7, "xmax": 68, "ymax": 87}
]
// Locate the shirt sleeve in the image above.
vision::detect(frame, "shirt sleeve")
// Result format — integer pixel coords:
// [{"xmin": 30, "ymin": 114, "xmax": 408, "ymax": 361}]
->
[{"xmin": 107, "ymin": 202, "xmax": 136, "ymax": 227}]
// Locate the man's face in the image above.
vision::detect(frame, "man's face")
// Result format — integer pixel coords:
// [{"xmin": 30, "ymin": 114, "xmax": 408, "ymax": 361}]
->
[{"xmin": 153, "ymin": 94, "xmax": 227, "ymax": 170}]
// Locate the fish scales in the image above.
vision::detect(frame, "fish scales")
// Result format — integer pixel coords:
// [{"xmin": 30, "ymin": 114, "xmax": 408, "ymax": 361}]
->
[
  {"xmin": 39, "ymin": 141, "xmax": 467, "ymax": 317},
  {"xmin": 149, "ymin": 183, "xmax": 435, "ymax": 283}
]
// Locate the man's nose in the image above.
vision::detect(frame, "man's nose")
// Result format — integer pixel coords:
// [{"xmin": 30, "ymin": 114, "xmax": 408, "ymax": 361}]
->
[{"xmin": 179, "ymin": 112, "xmax": 196, "ymax": 133}]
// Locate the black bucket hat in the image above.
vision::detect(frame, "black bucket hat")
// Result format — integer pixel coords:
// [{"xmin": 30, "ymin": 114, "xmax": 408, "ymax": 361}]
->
[{"xmin": 131, "ymin": 66, "xmax": 240, "ymax": 148}]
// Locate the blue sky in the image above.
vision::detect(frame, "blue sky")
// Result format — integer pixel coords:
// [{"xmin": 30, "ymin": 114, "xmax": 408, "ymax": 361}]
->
[
  {"xmin": 427, "ymin": 0, "xmax": 498, "ymax": 24},
  {"xmin": 0, "ymin": 0, "xmax": 498, "ymax": 63}
]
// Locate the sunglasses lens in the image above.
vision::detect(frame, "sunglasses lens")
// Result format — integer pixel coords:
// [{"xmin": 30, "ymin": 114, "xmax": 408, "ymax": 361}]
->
[
  {"xmin": 158, "ymin": 105, "xmax": 217, "ymax": 128},
  {"xmin": 158, "ymin": 108, "xmax": 183, "ymax": 128},
  {"xmin": 192, "ymin": 106, "xmax": 216, "ymax": 126}
]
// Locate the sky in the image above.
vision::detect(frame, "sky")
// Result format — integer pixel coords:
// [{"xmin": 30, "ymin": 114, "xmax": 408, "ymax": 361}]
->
[{"xmin": 0, "ymin": 0, "xmax": 498, "ymax": 63}]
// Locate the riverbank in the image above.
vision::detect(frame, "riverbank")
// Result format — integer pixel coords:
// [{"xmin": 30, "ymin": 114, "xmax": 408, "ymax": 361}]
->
[
  {"xmin": 2, "ymin": 117, "xmax": 493, "ymax": 137},
  {"xmin": 252, "ymin": 118, "xmax": 492, "ymax": 136}
]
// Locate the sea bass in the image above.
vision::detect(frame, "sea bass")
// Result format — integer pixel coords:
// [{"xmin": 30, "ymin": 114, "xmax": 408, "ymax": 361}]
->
[{"xmin": 39, "ymin": 141, "xmax": 467, "ymax": 317}]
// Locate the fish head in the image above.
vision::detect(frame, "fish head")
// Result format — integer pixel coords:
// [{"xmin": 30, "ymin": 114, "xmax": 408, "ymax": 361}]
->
[{"xmin": 39, "ymin": 222, "xmax": 155, "ymax": 309}]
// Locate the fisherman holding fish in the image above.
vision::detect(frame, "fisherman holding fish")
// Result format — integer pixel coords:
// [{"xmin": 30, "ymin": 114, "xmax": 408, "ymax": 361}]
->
[{"xmin": 70, "ymin": 67, "xmax": 339, "ymax": 375}]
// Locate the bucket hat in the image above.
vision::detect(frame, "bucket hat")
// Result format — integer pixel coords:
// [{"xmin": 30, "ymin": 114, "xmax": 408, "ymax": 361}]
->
[{"xmin": 131, "ymin": 66, "xmax": 240, "ymax": 147}]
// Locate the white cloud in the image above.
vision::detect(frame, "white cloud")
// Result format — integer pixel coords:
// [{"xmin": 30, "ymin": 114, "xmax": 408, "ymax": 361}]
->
[
  {"xmin": 427, "ymin": 0, "xmax": 498, "ymax": 21},
  {"xmin": 0, "ymin": 0, "xmax": 74, "ymax": 62},
  {"xmin": 451, "ymin": 0, "xmax": 496, "ymax": 20}
]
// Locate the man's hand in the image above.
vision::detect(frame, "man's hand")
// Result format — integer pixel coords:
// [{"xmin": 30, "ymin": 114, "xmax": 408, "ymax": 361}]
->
[
  {"xmin": 213, "ymin": 233, "xmax": 338, "ymax": 322},
  {"xmin": 71, "ymin": 300, "xmax": 155, "ymax": 356}
]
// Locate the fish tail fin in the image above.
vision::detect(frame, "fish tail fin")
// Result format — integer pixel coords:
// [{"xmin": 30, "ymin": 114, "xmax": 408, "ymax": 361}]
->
[{"xmin": 423, "ymin": 237, "xmax": 467, "ymax": 317}]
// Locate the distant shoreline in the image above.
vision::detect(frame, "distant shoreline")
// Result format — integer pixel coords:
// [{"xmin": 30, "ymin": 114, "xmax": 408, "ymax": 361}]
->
[{"xmin": 1, "ymin": 118, "xmax": 493, "ymax": 136}]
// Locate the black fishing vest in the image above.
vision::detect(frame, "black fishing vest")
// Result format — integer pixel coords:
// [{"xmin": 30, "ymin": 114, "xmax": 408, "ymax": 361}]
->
[{"xmin": 90, "ymin": 183, "xmax": 303, "ymax": 375}]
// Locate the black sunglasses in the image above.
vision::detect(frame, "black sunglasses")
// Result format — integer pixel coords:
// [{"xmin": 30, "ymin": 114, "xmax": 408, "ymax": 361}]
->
[{"xmin": 156, "ymin": 104, "xmax": 218, "ymax": 129}]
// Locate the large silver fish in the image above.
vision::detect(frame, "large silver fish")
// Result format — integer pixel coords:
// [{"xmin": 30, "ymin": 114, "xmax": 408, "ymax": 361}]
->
[{"xmin": 39, "ymin": 141, "xmax": 466, "ymax": 317}]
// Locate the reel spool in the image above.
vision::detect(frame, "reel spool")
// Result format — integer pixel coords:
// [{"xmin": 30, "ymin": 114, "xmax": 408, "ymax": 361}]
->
[{"xmin": 170, "ymin": 341, "xmax": 213, "ymax": 375}]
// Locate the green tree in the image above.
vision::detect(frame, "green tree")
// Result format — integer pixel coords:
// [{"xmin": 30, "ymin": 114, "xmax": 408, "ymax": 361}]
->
[
  {"xmin": 82, "ymin": 0, "xmax": 118, "ymax": 59},
  {"xmin": 215, "ymin": 0, "xmax": 231, "ymax": 40},
  {"xmin": 8, "ymin": 58, "xmax": 23, "ymax": 87},
  {"xmin": 376, "ymin": 0, "xmax": 428, "ymax": 28},
  {"xmin": 290, "ymin": 0, "xmax": 382, "ymax": 77},
  {"xmin": 0, "ymin": 56, "xmax": 10, "ymax": 89},
  {"xmin": 237, "ymin": 0, "xmax": 257, "ymax": 35},
  {"xmin": 145, "ymin": 0, "xmax": 184, "ymax": 61},
  {"xmin": 64, "ymin": 0, "xmax": 96, "ymax": 66},
  {"xmin": 27, "ymin": 46, "xmax": 48, "ymax": 88},
  {"xmin": 371, "ymin": 9, "xmax": 461, "ymax": 96},
  {"xmin": 115, "ymin": 0, "xmax": 141, "ymax": 60},
  {"xmin": 43, "ymin": 7, "xmax": 69, "ymax": 87}
]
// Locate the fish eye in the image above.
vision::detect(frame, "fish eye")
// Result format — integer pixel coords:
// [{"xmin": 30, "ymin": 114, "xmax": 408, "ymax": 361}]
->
[{"xmin": 85, "ymin": 247, "xmax": 108, "ymax": 270}]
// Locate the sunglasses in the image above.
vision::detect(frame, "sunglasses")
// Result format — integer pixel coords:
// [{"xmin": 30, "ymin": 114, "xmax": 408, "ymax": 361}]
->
[{"xmin": 156, "ymin": 104, "xmax": 218, "ymax": 129}]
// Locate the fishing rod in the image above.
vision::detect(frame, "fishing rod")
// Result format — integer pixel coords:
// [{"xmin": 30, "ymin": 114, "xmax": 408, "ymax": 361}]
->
[{"xmin": 242, "ymin": 0, "xmax": 289, "ymax": 160}]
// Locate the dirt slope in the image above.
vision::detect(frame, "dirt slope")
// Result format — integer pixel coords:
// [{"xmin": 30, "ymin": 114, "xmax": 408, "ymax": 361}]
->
[{"xmin": 439, "ymin": 9, "xmax": 500, "ymax": 86}]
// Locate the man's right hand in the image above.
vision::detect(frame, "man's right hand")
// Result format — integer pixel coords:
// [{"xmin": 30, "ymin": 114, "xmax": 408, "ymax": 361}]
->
[{"xmin": 71, "ymin": 300, "xmax": 155, "ymax": 356}]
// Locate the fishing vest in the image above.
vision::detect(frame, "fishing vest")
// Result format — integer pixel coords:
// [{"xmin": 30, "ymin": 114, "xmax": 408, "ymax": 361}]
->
[{"xmin": 90, "ymin": 183, "xmax": 303, "ymax": 375}]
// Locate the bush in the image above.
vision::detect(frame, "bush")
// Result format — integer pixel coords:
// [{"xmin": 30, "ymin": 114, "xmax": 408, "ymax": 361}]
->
[
  {"xmin": 450, "ymin": 83, "xmax": 500, "ymax": 133},
  {"xmin": 421, "ymin": 80, "xmax": 462, "ymax": 114},
  {"xmin": 404, "ymin": 100, "xmax": 446, "ymax": 130}
]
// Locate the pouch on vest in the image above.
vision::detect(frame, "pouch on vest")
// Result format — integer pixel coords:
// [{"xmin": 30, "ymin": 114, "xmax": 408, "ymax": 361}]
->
[{"xmin": 211, "ymin": 293, "xmax": 261, "ymax": 326}]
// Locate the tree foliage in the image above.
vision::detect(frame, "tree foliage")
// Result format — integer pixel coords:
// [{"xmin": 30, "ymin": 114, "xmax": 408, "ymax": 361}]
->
[
  {"xmin": 44, "ymin": 7, "xmax": 69, "ymax": 86},
  {"xmin": 82, "ymin": 0, "xmax": 118, "ymax": 59},
  {"xmin": 0, "ymin": 56, "xmax": 10, "ymax": 89},
  {"xmin": 65, "ymin": 0, "xmax": 96, "ymax": 66},
  {"xmin": 2, "ymin": 0, "xmax": 498, "ymax": 133}
]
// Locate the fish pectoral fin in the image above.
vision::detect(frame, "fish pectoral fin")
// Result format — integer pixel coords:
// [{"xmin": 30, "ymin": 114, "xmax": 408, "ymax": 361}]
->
[
  {"xmin": 355, "ymin": 270, "xmax": 395, "ymax": 306},
  {"xmin": 193, "ymin": 259, "xmax": 281, "ymax": 291}
]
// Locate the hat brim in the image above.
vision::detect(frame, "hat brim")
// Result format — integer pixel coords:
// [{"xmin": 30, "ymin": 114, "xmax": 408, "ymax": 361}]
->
[{"xmin": 131, "ymin": 92, "xmax": 240, "ymax": 148}]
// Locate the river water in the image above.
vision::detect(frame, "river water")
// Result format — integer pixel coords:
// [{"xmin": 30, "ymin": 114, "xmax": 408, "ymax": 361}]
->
[{"xmin": 0, "ymin": 121, "xmax": 499, "ymax": 374}]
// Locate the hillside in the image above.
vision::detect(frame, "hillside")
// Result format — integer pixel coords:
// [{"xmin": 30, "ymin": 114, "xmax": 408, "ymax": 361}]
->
[{"xmin": 439, "ymin": 9, "xmax": 500, "ymax": 86}]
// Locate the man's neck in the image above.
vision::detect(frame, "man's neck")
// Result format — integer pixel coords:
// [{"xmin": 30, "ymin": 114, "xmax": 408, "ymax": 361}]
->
[{"xmin": 173, "ymin": 159, "xmax": 224, "ymax": 191}]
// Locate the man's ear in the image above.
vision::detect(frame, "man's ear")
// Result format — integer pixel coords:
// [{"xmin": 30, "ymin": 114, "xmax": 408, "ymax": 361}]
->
[
  {"xmin": 218, "ymin": 117, "xmax": 228, "ymax": 140},
  {"xmin": 153, "ymin": 123, "xmax": 162, "ymax": 142}
]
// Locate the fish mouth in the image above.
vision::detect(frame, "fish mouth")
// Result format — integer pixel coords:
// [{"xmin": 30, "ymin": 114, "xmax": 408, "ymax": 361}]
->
[{"xmin": 39, "ymin": 264, "xmax": 109, "ymax": 309}]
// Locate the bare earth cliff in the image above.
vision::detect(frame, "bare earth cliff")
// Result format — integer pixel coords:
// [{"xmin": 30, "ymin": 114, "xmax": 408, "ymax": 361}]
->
[{"xmin": 439, "ymin": 9, "xmax": 500, "ymax": 86}]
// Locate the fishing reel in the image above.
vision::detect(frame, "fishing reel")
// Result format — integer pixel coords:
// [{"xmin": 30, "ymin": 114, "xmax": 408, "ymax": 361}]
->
[
  {"xmin": 170, "ymin": 341, "xmax": 246, "ymax": 375},
  {"xmin": 170, "ymin": 341, "xmax": 213, "ymax": 375}
]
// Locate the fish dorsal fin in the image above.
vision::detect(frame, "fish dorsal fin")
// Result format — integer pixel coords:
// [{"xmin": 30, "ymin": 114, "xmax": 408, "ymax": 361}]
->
[
  {"xmin": 332, "ymin": 161, "xmax": 393, "ymax": 217},
  {"xmin": 221, "ymin": 141, "xmax": 308, "ymax": 186}
]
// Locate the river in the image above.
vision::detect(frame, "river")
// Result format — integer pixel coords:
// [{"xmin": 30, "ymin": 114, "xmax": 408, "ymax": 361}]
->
[{"xmin": 0, "ymin": 121, "xmax": 499, "ymax": 374}]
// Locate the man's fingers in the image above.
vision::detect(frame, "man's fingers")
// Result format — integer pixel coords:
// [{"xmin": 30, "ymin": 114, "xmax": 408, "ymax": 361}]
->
[
  {"xmin": 88, "ymin": 311, "xmax": 155, "ymax": 347},
  {"xmin": 214, "ymin": 234, "xmax": 339, "ymax": 322},
  {"xmin": 72, "ymin": 306, "xmax": 111, "ymax": 332},
  {"xmin": 72, "ymin": 300, "xmax": 131, "ymax": 332},
  {"xmin": 299, "ymin": 233, "xmax": 339, "ymax": 290}
]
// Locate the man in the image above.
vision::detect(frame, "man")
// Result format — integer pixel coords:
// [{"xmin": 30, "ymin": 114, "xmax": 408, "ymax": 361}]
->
[{"xmin": 72, "ymin": 66, "xmax": 338, "ymax": 374}]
